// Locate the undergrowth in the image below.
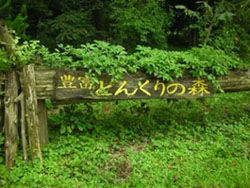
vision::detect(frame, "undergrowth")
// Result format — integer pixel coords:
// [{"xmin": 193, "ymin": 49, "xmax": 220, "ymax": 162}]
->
[{"xmin": 0, "ymin": 92, "xmax": 249, "ymax": 188}]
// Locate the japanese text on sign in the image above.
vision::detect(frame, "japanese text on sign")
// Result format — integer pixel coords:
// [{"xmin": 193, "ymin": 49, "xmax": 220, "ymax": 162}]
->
[{"xmin": 57, "ymin": 74, "xmax": 212, "ymax": 98}]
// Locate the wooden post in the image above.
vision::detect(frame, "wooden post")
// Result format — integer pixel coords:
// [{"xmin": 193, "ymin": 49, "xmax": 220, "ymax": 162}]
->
[
  {"xmin": 23, "ymin": 65, "xmax": 42, "ymax": 161},
  {"xmin": 38, "ymin": 100, "xmax": 49, "ymax": 146},
  {"xmin": 4, "ymin": 71, "xmax": 19, "ymax": 168},
  {"xmin": 15, "ymin": 93, "xmax": 28, "ymax": 161},
  {"xmin": 0, "ymin": 96, "xmax": 3, "ymax": 132},
  {"xmin": 0, "ymin": 102, "xmax": 3, "ymax": 132},
  {"xmin": 0, "ymin": 74, "xmax": 4, "ymax": 131}
]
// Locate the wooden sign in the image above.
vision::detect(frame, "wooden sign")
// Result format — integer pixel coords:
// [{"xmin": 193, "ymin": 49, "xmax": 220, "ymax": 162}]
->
[
  {"xmin": 55, "ymin": 70, "xmax": 213, "ymax": 102},
  {"xmin": 17, "ymin": 67, "xmax": 250, "ymax": 102}
]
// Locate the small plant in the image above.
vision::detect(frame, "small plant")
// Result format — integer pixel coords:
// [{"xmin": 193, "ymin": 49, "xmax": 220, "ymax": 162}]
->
[
  {"xmin": 0, "ymin": 48, "xmax": 11, "ymax": 71},
  {"xmin": 48, "ymin": 104, "xmax": 96, "ymax": 134}
]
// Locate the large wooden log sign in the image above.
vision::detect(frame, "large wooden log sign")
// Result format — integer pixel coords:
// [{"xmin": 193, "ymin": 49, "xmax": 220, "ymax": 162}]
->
[{"xmin": 17, "ymin": 67, "xmax": 250, "ymax": 103}]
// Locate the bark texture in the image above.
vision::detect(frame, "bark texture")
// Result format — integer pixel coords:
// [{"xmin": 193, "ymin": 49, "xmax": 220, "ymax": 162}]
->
[
  {"xmin": 4, "ymin": 71, "xmax": 19, "ymax": 168},
  {"xmin": 0, "ymin": 73, "xmax": 4, "ymax": 131},
  {"xmin": 15, "ymin": 93, "xmax": 28, "ymax": 161},
  {"xmin": 38, "ymin": 100, "xmax": 49, "ymax": 146},
  {"xmin": 23, "ymin": 65, "xmax": 42, "ymax": 161}
]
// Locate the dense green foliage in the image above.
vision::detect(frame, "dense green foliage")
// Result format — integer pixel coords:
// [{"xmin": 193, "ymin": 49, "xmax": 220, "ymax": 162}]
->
[
  {"xmin": 0, "ymin": 92, "xmax": 249, "ymax": 187},
  {"xmin": 38, "ymin": 41, "xmax": 241, "ymax": 85},
  {"xmin": 0, "ymin": 40, "xmax": 243, "ymax": 89},
  {"xmin": 1, "ymin": 0, "xmax": 250, "ymax": 54},
  {"xmin": 0, "ymin": 49, "xmax": 10, "ymax": 71},
  {"xmin": 109, "ymin": 0, "xmax": 173, "ymax": 49},
  {"xmin": 8, "ymin": 0, "xmax": 248, "ymax": 57}
]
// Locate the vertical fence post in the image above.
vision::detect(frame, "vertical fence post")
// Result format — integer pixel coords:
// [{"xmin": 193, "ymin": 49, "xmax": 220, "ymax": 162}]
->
[
  {"xmin": 23, "ymin": 65, "xmax": 42, "ymax": 161},
  {"xmin": 0, "ymin": 73, "xmax": 4, "ymax": 131},
  {"xmin": 0, "ymin": 100, "xmax": 3, "ymax": 132},
  {"xmin": 38, "ymin": 100, "xmax": 49, "ymax": 147},
  {"xmin": 4, "ymin": 71, "xmax": 19, "ymax": 168},
  {"xmin": 15, "ymin": 93, "xmax": 28, "ymax": 162}
]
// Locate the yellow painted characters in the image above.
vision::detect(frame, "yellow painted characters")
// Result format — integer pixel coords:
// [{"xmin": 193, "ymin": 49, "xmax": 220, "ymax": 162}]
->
[
  {"xmin": 58, "ymin": 75, "xmax": 77, "ymax": 89},
  {"xmin": 188, "ymin": 79, "xmax": 210, "ymax": 96},
  {"xmin": 57, "ymin": 74, "xmax": 211, "ymax": 97}
]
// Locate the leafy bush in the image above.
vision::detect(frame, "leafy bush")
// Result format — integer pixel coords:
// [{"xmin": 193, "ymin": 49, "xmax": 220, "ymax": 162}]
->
[
  {"xmin": 208, "ymin": 26, "xmax": 250, "ymax": 64},
  {"xmin": 0, "ymin": 39, "xmax": 244, "ymax": 89},
  {"xmin": 235, "ymin": 27, "xmax": 250, "ymax": 63},
  {"xmin": 134, "ymin": 45, "xmax": 242, "ymax": 81},
  {"xmin": 38, "ymin": 10, "xmax": 96, "ymax": 47},
  {"xmin": 49, "ymin": 104, "xmax": 96, "ymax": 134},
  {"xmin": 38, "ymin": 41, "xmax": 243, "ymax": 85},
  {"xmin": 0, "ymin": 37, "xmax": 41, "ymax": 72},
  {"xmin": 109, "ymin": 0, "xmax": 173, "ymax": 50},
  {"xmin": 0, "ymin": 48, "xmax": 11, "ymax": 71},
  {"xmin": 210, "ymin": 27, "xmax": 239, "ymax": 54}
]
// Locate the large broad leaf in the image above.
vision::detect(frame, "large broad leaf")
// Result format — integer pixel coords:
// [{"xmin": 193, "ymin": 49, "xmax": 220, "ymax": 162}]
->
[
  {"xmin": 175, "ymin": 5, "xmax": 199, "ymax": 18},
  {"xmin": 175, "ymin": 5, "xmax": 186, "ymax": 10},
  {"xmin": 217, "ymin": 12, "xmax": 234, "ymax": 21},
  {"xmin": 196, "ymin": 1, "xmax": 213, "ymax": 14}
]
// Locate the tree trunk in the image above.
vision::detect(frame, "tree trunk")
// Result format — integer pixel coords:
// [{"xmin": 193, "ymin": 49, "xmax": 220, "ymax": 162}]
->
[
  {"xmin": 23, "ymin": 65, "xmax": 42, "ymax": 161},
  {"xmin": 203, "ymin": 23, "xmax": 213, "ymax": 46},
  {"xmin": 0, "ymin": 20, "xmax": 17, "ymax": 56},
  {"xmin": 4, "ymin": 71, "xmax": 19, "ymax": 168},
  {"xmin": 38, "ymin": 100, "xmax": 49, "ymax": 147}
]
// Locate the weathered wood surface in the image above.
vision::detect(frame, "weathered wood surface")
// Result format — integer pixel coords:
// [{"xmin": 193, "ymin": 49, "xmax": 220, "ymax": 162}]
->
[
  {"xmin": 218, "ymin": 69, "xmax": 250, "ymax": 92},
  {"xmin": 55, "ymin": 71, "xmax": 214, "ymax": 101},
  {"xmin": 19, "ymin": 93, "xmax": 28, "ymax": 161},
  {"xmin": 38, "ymin": 100, "xmax": 49, "ymax": 146},
  {"xmin": 0, "ymin": 22, "xmax": 21, "ymax": 167},
  {"xmin": 22, "ymin": 65, "xmax": 42, "ymax": 161},
  {"xmin": 18, "ymin": 68, "xmax": 250, "ymax": 102},
  {"xmin": 19, "ymin": 68, "xmax": 56, "ymax": 99},
  {"xmin": 0, "ymin": 72, "xmax": 5, "ymax": 85},
  {"xmin": 4, "ymin": 71, "xmax": 19, "ymax": 168},
  {"xmin": 14, "ymin": 93, "xmax": 28, "ymax": 161},
  {"xmin": 0, "ymin": 73, "xmax": 4, "ymax": 131}
]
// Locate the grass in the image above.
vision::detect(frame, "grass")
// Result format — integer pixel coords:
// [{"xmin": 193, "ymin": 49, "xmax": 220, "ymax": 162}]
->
[{"xmin": 0, "ymin": 92, "xmax": 249, "ymax": 188}]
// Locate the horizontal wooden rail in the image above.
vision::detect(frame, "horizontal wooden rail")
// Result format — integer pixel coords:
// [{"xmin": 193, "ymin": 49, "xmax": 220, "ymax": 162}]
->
[
  {"xmin": 0, "ymin": 67, "xmax": 249, "ymax": 102},
  {"xmin": 217, "ymin": 69, "xmax": 250, "ymax": 92},
  {"xmin": 17, "ymin": 67, "xmax": 250, "ymax": 103}
]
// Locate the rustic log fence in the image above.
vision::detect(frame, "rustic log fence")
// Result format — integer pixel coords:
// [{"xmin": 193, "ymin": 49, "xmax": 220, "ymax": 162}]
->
[{"xmin": 0, "ymin": 65, "xmax": 250, "ymax": 167}]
